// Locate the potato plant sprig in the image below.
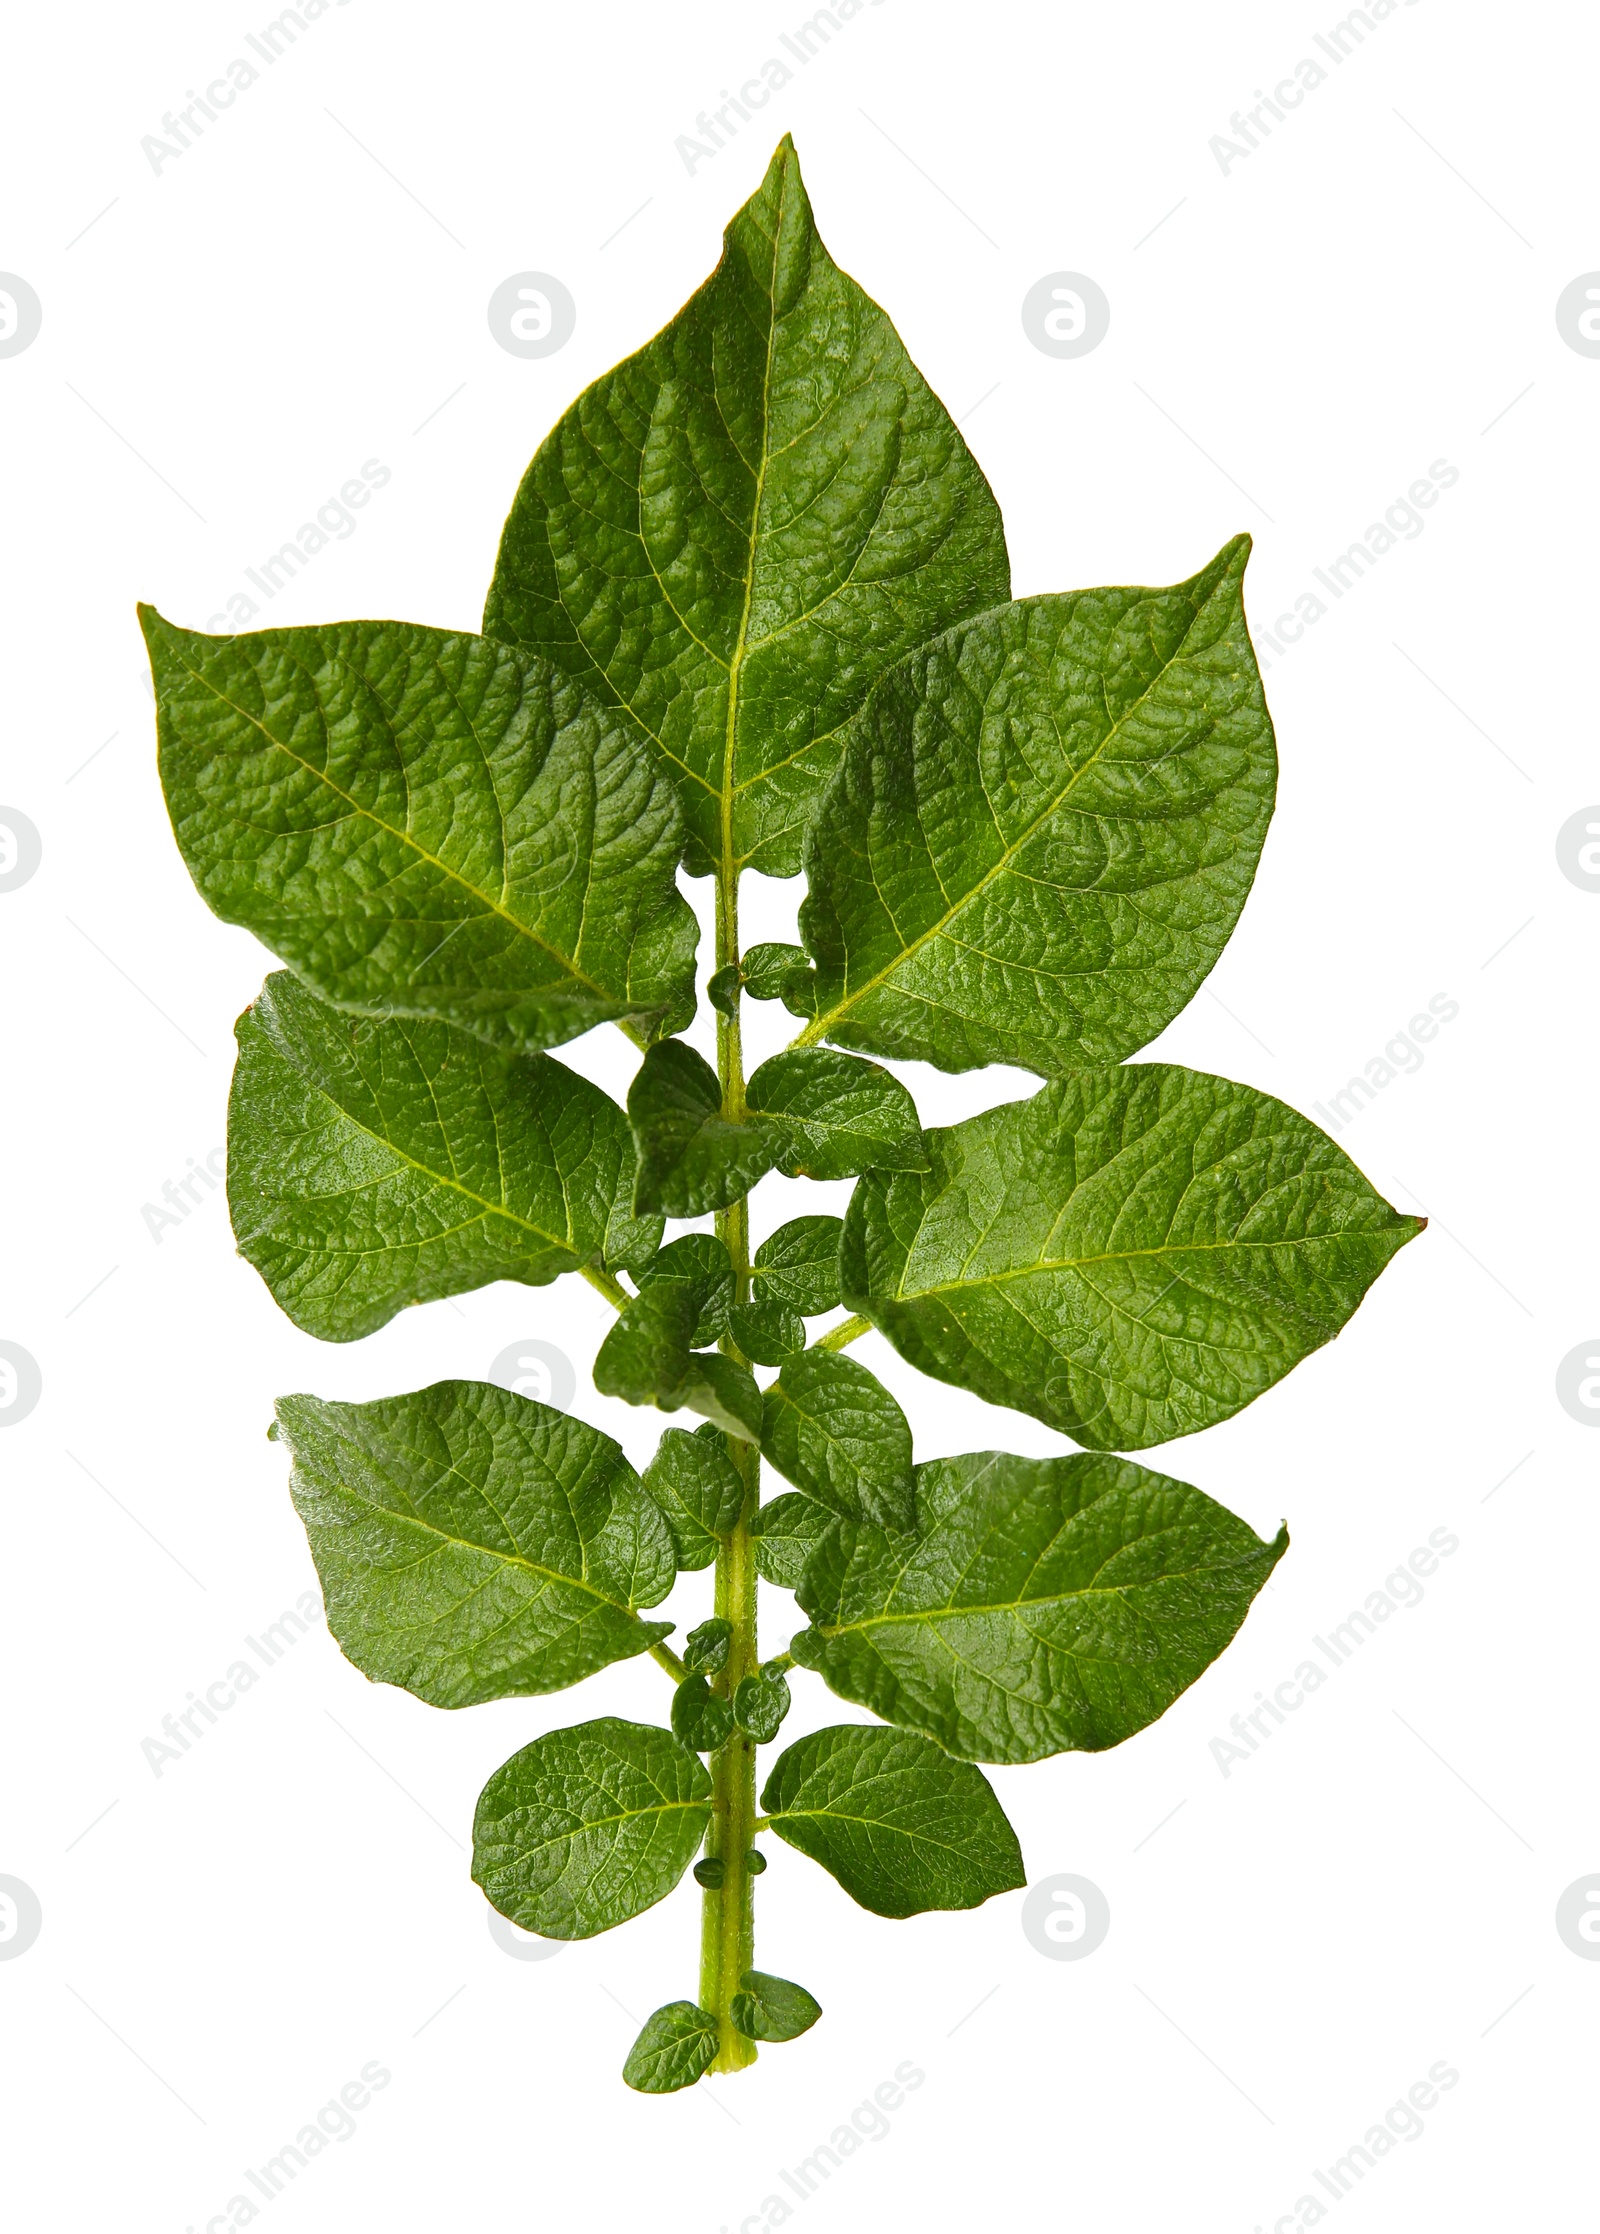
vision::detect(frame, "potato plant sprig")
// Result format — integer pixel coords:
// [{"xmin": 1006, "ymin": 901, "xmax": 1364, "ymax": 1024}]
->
[{"xmin": 143, "ymin": 137, "xmax": 1421, "ymax": 2092}]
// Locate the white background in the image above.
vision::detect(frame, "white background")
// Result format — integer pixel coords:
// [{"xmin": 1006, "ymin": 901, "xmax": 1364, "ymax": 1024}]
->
[{"xmin": 2, "ymin": 2, "xmax": 1593, "ymax": 2228}]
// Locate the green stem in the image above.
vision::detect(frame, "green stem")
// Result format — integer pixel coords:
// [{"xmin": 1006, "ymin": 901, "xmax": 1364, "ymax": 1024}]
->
[
  {"xmin": 815, "ymin": 1312, "xmax": 871, "ymax": 1352},
  {"xmin": 698, "ymin": 859, "xmax": 760, "ymax": 2074}
]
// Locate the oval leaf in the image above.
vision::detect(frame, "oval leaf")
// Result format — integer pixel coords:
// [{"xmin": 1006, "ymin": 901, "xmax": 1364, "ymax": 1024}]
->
[
  {"xmin": 275, "ymin": 1381, "xmax": 673, "ymax": 1708},
  {"xmin": 642, "ymin": 1425, "xmax": 746, "ymax": 1570},
  {"xmin": 629, "ymin": 1039, "xmax": 781, "ymax": 1217},
  {"xmin": 745, "ymin": 1049, "xmax": 929, "ymax": 1181},
  {"xmin": 732, "ymin": 1971, "xmax": 822, "ymax": 2043},
  {"xmin": 482, "ymin": 136, "xmax": 1010, "ymax": 879},
  {"xmin": 760, "ymin": 1350, "xmax": 915, "ymax": 1531},
  {"xmin": 796, "ymin": 539, "xmax": 1275, "ymax": 1074},
  {"xmin": 752, "ymin": 1216, "xmax": 844, "ymax": 1317},
  {"xmin": 791, "ymin": 1450, "xmax": 1288, "ymax": 1762},
  {"xmin": 623, "ymin": 2002, "xmax": 720, "ymax": 2093},
  {"xmin": 750, "ymin": 1493, "xmax": 837, "ymax": 1591},
  {"xmin": 143, "ymin": 610, "xmax": 697, "ymax": 1053},
  {"xmin": 231, "ymin": 972, "xmax": 661, "ymax": 1341},
  {"xmin": 761, "ymin": 1725, "xmax": 1024, "ymax": 1918},
  {"xmin": 473, "ymin": 1718, "xmax": 712, "ymax": 1939},
  {"xmin": 841, "ymin": 1064, "xmax": 1423, "ymax": 1450}
]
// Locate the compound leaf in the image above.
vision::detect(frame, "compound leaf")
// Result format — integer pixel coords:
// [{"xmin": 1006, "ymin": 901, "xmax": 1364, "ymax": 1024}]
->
[
  {"xmin": 841, "ymin": 1064, "xmax": 1422, "ymax": 1449},
  {"xmin": 752, "ymin": 1216, "xmax": 844, "ymax": 1317},
  {"xmin": 761, "ymin": 1724, "xmax": 1024, "ymax": 1918},
  {"xmin": 623, "ymin": 2002, "xmax": 720, "ymax": 2093},
  {"xmin": 760, "ymin": 1350, "xmax": 915, "ymax": 1531},
  {"xmin": 274, "ymin": 1382, "xmax": 673, "ymax": 1709},
  {"xmin": 745, "ymin": 1049, "xmax": 928, "ymax": 1182},
  {"xmin": 790, "ymin": 1450, "xmax": 1287, "ymax": 1763},
  {"xmin": 143, "ymin": 609, "xmax": 697, "ymax": 1054},
  {"xmin": 482, "ymin": 136, "xmax": 1010, "ymax": 879},
  {"xmin": 231, "ymin": 971, "xmax": 660, "ymax": 1341},
  {"xmin": 474, "ymin": 1717, "xmax": 712, "ymax": 1938},
  {"xmin": 796, "ymin": 539, "xmax": 1276, "ymax": 1075}
]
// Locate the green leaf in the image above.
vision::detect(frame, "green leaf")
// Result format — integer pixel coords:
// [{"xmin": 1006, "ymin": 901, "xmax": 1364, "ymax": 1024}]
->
[
  {"xmin": 742, "ymin": 943, "xmax": 813, "ymax": 1006},
  {"xmin": 750, "ymin": 1493, "xmax": 837, "ymax": 1591},
  {"xmin": 752, "ymin": 1217, "xmax": 844, "ymax": 1317},
  {"xmin": 795, "ymin": 538, "xmax": 1276, "ymax": 1075},
  {"xmin": 678, "ymin": 1353, "xmax": 764, "ymax": 1444},
  {"xmin": 733, "ymin": 1671, "xmax": 791, "ymax": 1742},
  {"xmin": 274, "ymin": 1382, "xmax": 673, "ymax": 1709},
  {"xmin": 628, "ymin": 1039, "xmax": 782, "ymax": 1216},
  {"xmin": 707, "ymin": 964, "xmax": 743, "ymax": 1018},
  {"xmin": 623, "ymin": 2002, "xmax": 720, "ymax": 2093},
  {"xmin": 142, "ymin": 609, "xmax": 697, "ymax": 1055},
  {"xmin": 841, "ymin": 1064, "xmax": 1423, "ymax": 1450},
  {"xmin": 745, "ymin": 1050, "xmax": 929, "ymax": 1182},
  {"xmin": 727, "ymin": 1297, "xmax": 806, "ymax": 1365},
  {"xmin": 594, "ymin": 1239, "xmax": 760, "ymax": 1440},
  {"xmin": 671, "ymin": 1674, "xmax": 736, "ymax": 1753},
  {"xmin": 230, "ymin": 972, "xmax": 661, "ymax": 1341},
  {"xmin": 642, "ymin": 1425, "xmax": 745, "ymax": 1570},
  {"xmin": 731, "ymin": 1971, "xmax": 822, "ymax": 2043},
  {"xmin": 760, "ymin": 1350, "xmax": 916, "ymax": 1531},
  {"xmin": 481, "ymin": 136, "xmax": 1010, "ymax": 880},
  {"xmin": 683, "ymin": 1616, "xmax": 733, "ymax": 1674},
  {"xmin": 639, "ymin": 1233, "xmax": 734, "ymax": 1345},
  {"xmin": 790, "ymin": 1450, "xmax": 1288, "ymax": 1763},
  {"xmin": 474, "ymin": 1717, "xmax": 712, "ymax": 1938},
  {"xmin": 761, "ymin": 1725, "xmax": 1024, "ymax": 1919}
]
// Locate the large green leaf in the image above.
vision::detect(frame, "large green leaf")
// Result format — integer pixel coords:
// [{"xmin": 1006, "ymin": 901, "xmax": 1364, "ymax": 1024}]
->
[
  {"xmin": 761, "ymin": 1725, "xmax": 1024, "ymax": 1918},
  {"xmin": 790, "ymin": 1451, "xmax": 1287, "ymax": 1763},
  {"xmin": 795, "ymin": 539, "xmax": 1275, "ymax": 1075},
  {"xmin": 744, "ymin": 1049, "xmax": 929, "ymax": 1182},
  {"xmin": 482, "ymin": 136, "xmax": 1010, "ymax": 879},
  {"xmin": 474, "ymin": 1718, "xmax": 712, "ymax": 1938},
  {"xmin": 842, "ymin": 1065, "xmax": 1422, "ymax": 1449},
  {"xmin": 759, "ymin": 1350, "xmax": 916, "ymax": 1531},
  {"xmin": 230, "ymin": 972, "xmax": 660, "ymax": 1341},
  {"xmin": 143, "ymin": 609, "xmax": 697, "ymax": 1054},
  {"xmin": 274, "ymin": 1382, "xmax": 673, "ymax": 1708}
]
